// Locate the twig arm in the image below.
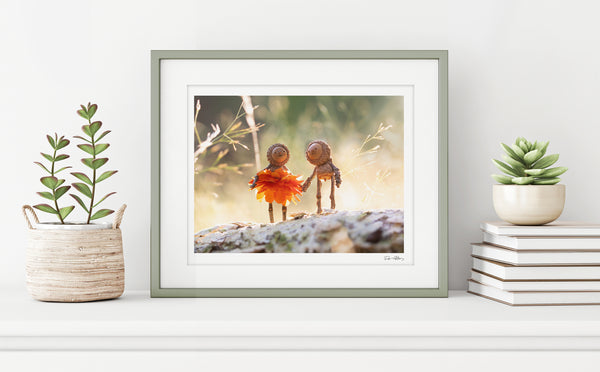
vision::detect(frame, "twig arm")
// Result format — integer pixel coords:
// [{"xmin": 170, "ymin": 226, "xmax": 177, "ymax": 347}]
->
[
  {"xmin": 249, "ymin": 166, "xmax": 273, "ymax": 189},
  {"xmin": 331, "ymin": 162, "xmax": 342, "ymax": 187},
  {"xmin": 302, "ymin": 168, "xmax": 317, "ymax": 192}
]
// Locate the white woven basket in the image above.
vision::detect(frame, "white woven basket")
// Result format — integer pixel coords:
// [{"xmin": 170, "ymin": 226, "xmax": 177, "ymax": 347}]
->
[{"xmin": 22, "ymin": 205, "xmax": 126, "ymax": 302}]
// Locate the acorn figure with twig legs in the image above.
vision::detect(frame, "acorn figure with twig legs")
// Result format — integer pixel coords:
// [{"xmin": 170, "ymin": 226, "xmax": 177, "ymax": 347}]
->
[
  {"xmin": 302, "ymin": 140, "xmax": 342, "ymax": 214},
  {"xmin": 249, "ymin": 144, "xmax": 303, "ymax": 223}
]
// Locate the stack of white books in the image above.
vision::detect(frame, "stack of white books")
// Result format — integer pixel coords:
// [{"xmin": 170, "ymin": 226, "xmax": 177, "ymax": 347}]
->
[{"xmin": 468, "ymin": 221, "xmax": 600, "ymax": 306}]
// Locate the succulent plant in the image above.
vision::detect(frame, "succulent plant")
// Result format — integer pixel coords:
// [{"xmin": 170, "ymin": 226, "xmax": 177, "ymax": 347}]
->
[
  {"xmin": 33, "ymin": 134, "xmax": 75, "ymax": 223},
  {"xmin": 31, "ymin": 103, "xmax": 118, "ymax": 224},
  {"xmin": 491, "ymin": 137, "xmax": 567, "ymax": 185},
  {"xmin": 70, "ymin": 103, "xmax": 118, "ymax": 223}
]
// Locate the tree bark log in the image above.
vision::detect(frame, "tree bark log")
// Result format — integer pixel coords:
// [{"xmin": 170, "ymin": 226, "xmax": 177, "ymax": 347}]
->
[{"xmin": 194, "ymin": 209, "xmax": 404, "ymax": 254}]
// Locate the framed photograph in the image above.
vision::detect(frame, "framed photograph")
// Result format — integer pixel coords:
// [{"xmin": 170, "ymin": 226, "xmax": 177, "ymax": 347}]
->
[{"xmin": 151, "ymin": 50, "xmax": 447, "ymax": 297}]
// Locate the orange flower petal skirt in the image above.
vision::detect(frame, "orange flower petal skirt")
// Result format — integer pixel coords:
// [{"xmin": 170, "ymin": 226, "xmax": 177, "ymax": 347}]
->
[{"xmin": 249, "ymin": 168, "xmax": 302, "ymax": 205}]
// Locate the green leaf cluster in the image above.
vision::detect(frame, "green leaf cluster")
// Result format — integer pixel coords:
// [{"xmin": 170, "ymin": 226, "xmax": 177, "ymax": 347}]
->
[
  {"xmin": 70, "ymin": 103, "xmax": 117, "ymax": 223},
  {"xmin": 33, "ymin": 133, "xmax": 75, "ymax": 223},
  {"xmin": 491, "ymin": 137, "xmax": 567, "ymax": 185},
  {"xmin": 32, "ymin": 103, "xmax": 118, "ymax": 224}
]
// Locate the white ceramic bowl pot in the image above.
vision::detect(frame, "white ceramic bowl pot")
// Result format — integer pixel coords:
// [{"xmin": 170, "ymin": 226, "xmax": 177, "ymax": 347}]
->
[
  {"xmin": 492, "ymin": 185, "xmax": 565, "ymax": 225},
  {"xmin": 22, "ymin": 204, "xmax": 127, "ymax": 302}
]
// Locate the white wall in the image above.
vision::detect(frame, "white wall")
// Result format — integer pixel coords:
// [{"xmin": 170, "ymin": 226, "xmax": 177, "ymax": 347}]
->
[{"xmin": 2, "ymin": 0, "xmax": 599, "ymax": 292}]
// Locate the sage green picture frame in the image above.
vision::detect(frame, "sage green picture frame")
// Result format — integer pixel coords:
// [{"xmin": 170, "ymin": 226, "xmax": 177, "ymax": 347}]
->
[{"xmin": 151, "ymin": 50, "xmax": 448, "ymax": 297}]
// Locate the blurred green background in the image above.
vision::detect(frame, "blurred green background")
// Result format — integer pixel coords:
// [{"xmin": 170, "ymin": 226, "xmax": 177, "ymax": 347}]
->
[{"xmin": 194, "ymin": 95, "xmax": 404, "ymax": 231}]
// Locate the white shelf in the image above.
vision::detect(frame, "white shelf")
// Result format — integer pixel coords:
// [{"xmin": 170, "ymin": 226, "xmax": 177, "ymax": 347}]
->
[{"xmin": 2, "ymin": 290, "xmax": 600, "ymax": 351}]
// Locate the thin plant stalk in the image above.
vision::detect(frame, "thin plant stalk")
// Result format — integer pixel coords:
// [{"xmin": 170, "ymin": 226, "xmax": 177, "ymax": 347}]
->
[
  {"xmin": 33, "ymin": 133, "xmax": 74, "ymax": 223},
  {"xmin": 241, "ymin": 95, "xmax": 261, "ymax": 171},
  {"xmin": 193, "ymin": 99, "xmax": 261, "ymax": 177},
  {"xmin": 71, "ymin": 102, "xmax": 117, "ymax": 223},
  {"xmin": 194, "ymin": 98, "xmax": 203, "ymax": 146},
  {"xmin": 86, "ymin": 117, "xmax": 97, "ymax": 224},
  {"xmin": 50, "ymin": 145, "xmax": 64, "ymax": 223}
]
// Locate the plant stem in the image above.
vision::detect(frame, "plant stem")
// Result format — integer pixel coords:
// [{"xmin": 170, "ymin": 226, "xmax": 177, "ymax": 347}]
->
[
  {"xmin": 51, "ymin": 143, "xmax": 64, "ymax": 224},
  {"xmin": 87, "ymin": 119, "xmax": 96, "ymax": 224},
  {"xmin": 194, "ymin": 101, "xmax": 202, "ymax": 145},
  {"xmin": 241, "ymin": 96, "xmax": 261, "ymax": 171}
]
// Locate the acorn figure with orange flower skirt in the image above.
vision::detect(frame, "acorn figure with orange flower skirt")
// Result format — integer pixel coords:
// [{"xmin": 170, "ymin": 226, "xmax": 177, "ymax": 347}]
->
[
  {"xmin": 302, "ymin": 140, "xmax": 342, "ymax": 214},
  {"xmin": 249, "ymin": 143, "xmax": 303, "ymax": 223}
]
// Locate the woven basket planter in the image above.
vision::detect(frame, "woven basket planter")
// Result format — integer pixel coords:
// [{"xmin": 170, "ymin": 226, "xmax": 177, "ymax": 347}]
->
[{"xmin": 22, "ymin": 204, "xmax": 126, "ymax": 302}]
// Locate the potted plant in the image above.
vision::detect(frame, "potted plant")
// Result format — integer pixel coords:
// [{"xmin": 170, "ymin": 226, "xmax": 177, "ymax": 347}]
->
[
  {"xmin": 491, "ymin": 137, "xmax": 568, "ymax": 225},
  {"xmin": 22, "ymin": 103, "xmax": 126, "ymax": 302}
]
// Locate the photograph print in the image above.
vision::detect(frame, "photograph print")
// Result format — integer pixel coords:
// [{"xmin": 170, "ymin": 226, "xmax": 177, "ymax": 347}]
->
[{"xmin": 193, "ymin": 95, "xmax": 405, "ymax": 255}]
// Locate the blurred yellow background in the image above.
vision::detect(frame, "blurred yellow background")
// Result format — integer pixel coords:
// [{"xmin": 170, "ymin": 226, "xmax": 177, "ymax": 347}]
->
[{"xmin": 194, "ymin": 95, "xmax": 404, "ymax": 231}]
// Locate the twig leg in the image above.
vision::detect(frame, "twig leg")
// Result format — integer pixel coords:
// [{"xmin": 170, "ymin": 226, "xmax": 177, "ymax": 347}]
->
[
  {"xmin": 316, "ymin": 178, "xmax": 322, "ymax": 214},
  {"xmin": 268, "ymin": 203, "xmax": 274, "ymax": 223},
  {"xmin": 330, "ymin": 178, "xmax": 336, "ymax": 210},
  {"xmin": 282, "ymin": 205, "xmax": 287, "ymax": 221}
]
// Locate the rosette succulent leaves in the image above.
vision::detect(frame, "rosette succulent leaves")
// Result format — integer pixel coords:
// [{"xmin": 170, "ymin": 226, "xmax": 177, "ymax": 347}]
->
[{"xmin": 491, "ymin": 137, "xmax": 567, "ymax": 185}]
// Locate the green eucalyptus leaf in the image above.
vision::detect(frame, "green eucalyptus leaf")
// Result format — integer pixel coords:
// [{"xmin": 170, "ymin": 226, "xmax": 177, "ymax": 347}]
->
[
  {"xmin": 95, "ymin": 130, "xmax": 111, "ymax": 142},
  {"xmin": 533, "ymin": 154, "xmax": 559, "ymax": 169},
  {"xmin": 90, "ymin": 209, "xmax": 114, "ymax": 220},
  {"xmin": 59, "ymin": 205, "xmax": 75, "ymax": 220},
  {"xmin": 81, "ymin": 125, "xmax": 92, "ymax": 137},
  {"xmin": 92, "ymin": 158, "xmax": 108, "ymax": 169},
  {"xmin": 74, "ymin": 135, "xmax": 92, "ymax": 143},
  {"xmin": 46, "ymin": 134, "xmax": 56, "ymax": 148},
  {"xmin": 72, "ymin": 182, "xmax": 92, "ymax": 198},
  {"xmin": 70, "ymin": 194, "xmax": 89, "ymax": 213},
  {"xmin": 523, "ymin": 149, "xmax": 542, "ymax": 166},
  {"xmin": 491, "ymin": 174, "xmax": 513, "ymax": 184},
  {"xmin": 56, "ymin": 138, "xmax": 70, "ymax": 150},
  {"xmin": 96, "ymin": 170, "xmax": 117, "ymax": 183},
  {"xmin": 539, "ymin": 166, "xmax": 568, "ymax": 178},
  {"xmin": 34, "ymin": 204, "xmax": 58, "ymax": 215},
  {"xmin": 94, "ymin": 143, "xmax": 109, "ymax": 155},
  {"xmin": 56, "ymin": 179, "xmax": 65, "ymax": 187},
  {"xmin": 512, "ymin": 176, "xmax": 534, "ymax": 185},
  {"xmin": 81, "ymin": 158, "xmax": 94, "ymax": 169},
  {"xmin": 54, "ymin": 185, "xmax": 71, "ymax": 199},
  {"xmin": 90, "ymin": 121, "xmax": 102, "ymax": 136},
  {"xmin": 78, "ymin": 144, "xmax": 95, "ymax": 155},
  {"xmin": 87, "ymin": 104, "xmax": 98, "ymax": 118},
  {"xmin": 77, "ymin": 108, "xmax": 89, "ymax": 120},
  {"xmin": 34, "ymin": 161, "xmax": 51, "ymax": 174},
  {"xmin": 533, "ymin": 177, "xmax": 561, "ymax": 185},
  {"xmin": 524, "ymin": 169, "xmax": 545, "ymax": 176},
  {"xmin": 36, "ymin": 191, "xmax": 54, "ymax": 201},
  {"xmin": 54, "ymin": 154, "xmax": 69, "ymax": 162},
  {"xmin": 54, "ymin": 166, "xmax": 72, "ymax": 174},
  {"xmin": 41, "ymin": 153, "xmax": 54, "ymax": 162},
  {"xmin": 40, "ymin": 176, "xmax": 58, "ymax": 190},
  {"xmin": 71, "ymin": 172, "xmax": 93, "ymax": 185},
  {"xmin": 93, "ymin": 192, "xmax": 116, "ymax": 208},
  {"xmin": 492, "ymin": 159, "xmax": 520, "ymax": 177}
]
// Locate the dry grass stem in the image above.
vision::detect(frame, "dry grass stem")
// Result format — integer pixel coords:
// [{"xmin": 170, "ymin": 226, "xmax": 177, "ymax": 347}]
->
[{"xmin": 241, "ymin": 95, "xmax": 261, "ymax": 171}]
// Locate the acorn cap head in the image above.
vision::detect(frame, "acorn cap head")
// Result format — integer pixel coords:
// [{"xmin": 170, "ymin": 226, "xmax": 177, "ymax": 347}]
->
[
  {"xmin": 305, "ymin": 140, "xmax": 331, "ymax": 166},
  {"xmin": 267, "ymin": 143, "xmax": 290, "ymax": 166}
]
